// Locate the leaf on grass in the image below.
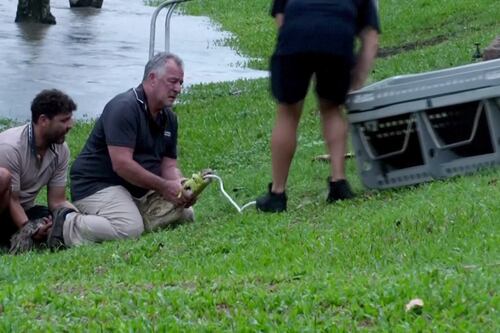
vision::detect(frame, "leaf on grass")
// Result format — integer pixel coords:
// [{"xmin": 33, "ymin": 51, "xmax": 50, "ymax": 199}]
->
[{"xmin": 405, "ymin": 298, "xmax": 424, "ymax": 313}]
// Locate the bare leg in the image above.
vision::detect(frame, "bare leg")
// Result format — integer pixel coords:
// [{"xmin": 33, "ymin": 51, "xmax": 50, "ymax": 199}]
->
[
  {"xmin": 271, "ymin": 101, "xmax": 304, "ymax": 193},
  {"xmin": 0, "ymin": 168, "xmax": 11, "ymax": 213},
  {"xmin": 319, "ymin": 98, "xmax": 347, "ymax": 181}
]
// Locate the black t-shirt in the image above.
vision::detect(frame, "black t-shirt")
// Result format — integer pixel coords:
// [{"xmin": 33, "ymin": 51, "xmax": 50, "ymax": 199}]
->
[
  {"xmin": 271, "ymin": 0, "xmax": 380, "ymax": 62},
  {"xmin": 70, "ymin": 85, "xmax": 178, "ymax": 200}
]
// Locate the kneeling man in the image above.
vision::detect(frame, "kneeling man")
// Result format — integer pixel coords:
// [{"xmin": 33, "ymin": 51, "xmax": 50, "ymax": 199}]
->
[
  {"xmin": 50, "ymin": 52, "xmax": 195, "ymax": 248},
  {"xmin": 0, "ymin": 89, "xmax": 77, "ymax": 252}
]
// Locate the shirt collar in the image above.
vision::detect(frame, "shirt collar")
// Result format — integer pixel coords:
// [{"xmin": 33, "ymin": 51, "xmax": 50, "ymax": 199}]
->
[
  {"xmin": 133, "ymin": 84, "xmax": 167, "ymax": 131},
  {"xmin": 133, "ymin": 84, "xmax": 148, "ymax": 111},
  {"xmin": 27, "ymin": 122, "xmax": 37, "ymax": 157},
  {"xmin": 27, "ymin": 122, "xmax": 56, "ymax": 161}
]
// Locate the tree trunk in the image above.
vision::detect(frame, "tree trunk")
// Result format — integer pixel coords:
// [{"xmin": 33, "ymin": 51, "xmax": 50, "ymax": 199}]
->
[
  {"xmin": 16, "ymin": 0, "xmax": 56, "ymax": 24},
  {"xmin": 69, "ymin": 0, "xmax": 103, "ymax": 8}
]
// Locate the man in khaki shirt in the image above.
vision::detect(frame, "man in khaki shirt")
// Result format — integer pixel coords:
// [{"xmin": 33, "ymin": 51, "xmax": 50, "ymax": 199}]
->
[{"xmin": 0, "ymin": 89, "xmax": 77, "ymax": 251}]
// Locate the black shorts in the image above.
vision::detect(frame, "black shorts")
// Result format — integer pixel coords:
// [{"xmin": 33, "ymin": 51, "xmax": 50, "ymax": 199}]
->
[
  {"xmin": 270, "ymin": 53, "xmax": 352, "ymax": 105},
  {"xmin": 0, "ymin": 205, "xmax": 50, "ymax": 249}
]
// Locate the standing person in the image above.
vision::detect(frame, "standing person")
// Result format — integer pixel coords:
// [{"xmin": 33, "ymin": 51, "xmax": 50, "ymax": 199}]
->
[
  {"xmin": 0, "ymin": 89, "xmax": 77, "ymax": 251},
  {"xmin": 48, "ymin": 52, "xmax": 195, "ymax": 249},
  {"xmin": 256, "ymin": 0, "xmax": 380, "ymax": 212}
]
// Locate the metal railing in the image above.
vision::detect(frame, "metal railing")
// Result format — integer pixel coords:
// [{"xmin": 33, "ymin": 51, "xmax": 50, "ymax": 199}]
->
[{"xmin": 149, "ymin": 0, "xmax": 192, "ymax": 59}]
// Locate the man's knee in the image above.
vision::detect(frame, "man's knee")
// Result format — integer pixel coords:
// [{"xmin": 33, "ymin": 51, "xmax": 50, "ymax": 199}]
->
[
  {"xmin": 318, "ymin": 98, "xmax": 342, "ymax": 114},
  {"xmin": 126, "ymin": 221, "xmax": 144, "ymax": 238},
  {"xmin": 0, "ymin": 168, "xmax": 11, "ymax": 191},
  {"xmin": 116, "ymin": 214, "xmax": 144, "ymax": 239}
]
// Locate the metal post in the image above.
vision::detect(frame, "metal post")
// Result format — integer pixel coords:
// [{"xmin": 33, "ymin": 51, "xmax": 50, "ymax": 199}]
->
[
  {"xmin": 164, "ymin": 5, "xmax": 177, "ymax": 56},
  {"xmin": 149, "ymin": 0, "xmax": 192, "ymax": 60}
]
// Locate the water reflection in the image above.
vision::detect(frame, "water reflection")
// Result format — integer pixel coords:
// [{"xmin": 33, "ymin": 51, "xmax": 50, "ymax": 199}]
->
[
  {"xmin": 0, "ymin": 0, "xmax": 267, "ymax": 120},
  {"xmin": 17, "ymin": 22, "xmax": 51, "ymax": 42}
]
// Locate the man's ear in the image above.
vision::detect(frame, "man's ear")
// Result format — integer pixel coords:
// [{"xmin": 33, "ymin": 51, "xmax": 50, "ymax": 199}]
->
[
  {"xmin": 149, "ymin": 72, "xmax": 161, "ymax": 87},
  {"xmin": 37, "ymin": 114, "xmax": 49, "ymax": 127}
]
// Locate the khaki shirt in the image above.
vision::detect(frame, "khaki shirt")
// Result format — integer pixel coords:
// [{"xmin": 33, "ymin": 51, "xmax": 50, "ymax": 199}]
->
[{"xmin": 0, "ymin": 124, "xmax": 69, "ymax": 209}]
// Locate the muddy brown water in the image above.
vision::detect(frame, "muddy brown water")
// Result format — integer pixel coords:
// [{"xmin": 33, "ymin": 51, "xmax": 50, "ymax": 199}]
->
[{"xmin": 0, "ymin": 0, "xmax": 267, "ymax": 120}]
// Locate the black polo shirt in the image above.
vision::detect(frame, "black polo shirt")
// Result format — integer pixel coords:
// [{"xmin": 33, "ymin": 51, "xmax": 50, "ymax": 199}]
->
[
  {"xmin": 271, "ymin": 0, "xmax": 380, "ymax": 62},
  {"xmin": 70, "ymin": 84, "xmax": 178, "ymax": 200}
]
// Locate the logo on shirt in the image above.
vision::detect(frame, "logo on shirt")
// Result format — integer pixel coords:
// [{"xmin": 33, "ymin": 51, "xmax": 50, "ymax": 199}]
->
[{"xmin": 164, "ymin": 130, "xmax": 171, "ymax": 137}]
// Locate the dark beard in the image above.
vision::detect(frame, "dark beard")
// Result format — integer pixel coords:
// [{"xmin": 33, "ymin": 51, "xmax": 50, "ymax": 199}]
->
[{"xmin": 47, "ymin": 133, "xmax": 66, "ymax": 145}]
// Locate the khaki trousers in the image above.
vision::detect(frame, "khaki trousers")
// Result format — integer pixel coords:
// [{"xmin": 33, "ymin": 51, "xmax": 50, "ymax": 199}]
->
[{"xmin": 63, "ymin": 186, "xmax": 193, "ymax": 247}]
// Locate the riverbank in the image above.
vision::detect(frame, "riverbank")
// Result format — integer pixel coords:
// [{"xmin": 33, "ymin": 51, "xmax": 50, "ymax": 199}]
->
[
  {"xmin": 1, "ymin": 0, "xmax": 499, "ymax": 331},
  {"xmin": 0, "ymin": 0, "xmax": 266, "ymax": 120}
]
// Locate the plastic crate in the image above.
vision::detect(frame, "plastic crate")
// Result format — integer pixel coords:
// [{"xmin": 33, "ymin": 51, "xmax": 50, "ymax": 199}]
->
[{"xmin": 346, "ymin": 59, "xmax": 500, "ymax": 189}]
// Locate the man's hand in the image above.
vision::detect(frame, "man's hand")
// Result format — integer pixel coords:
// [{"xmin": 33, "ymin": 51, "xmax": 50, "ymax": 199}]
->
[
  {"xmin": 180, "ymin": 187, "xmax": 197, "ymax": 208},
  {"xmin": 158, "ymin": 179, "xmax": 198, "ymax": 208},
  {"xmin": 158, "ymin": 179, "xmax": 185, "ymax": 206},
  {"xmin": 9, "ymin": 217, "xmax": 52, "ymax": 254},
  {"xmin": 32, "ymin": 216, "xmax": 53, "ymax": 241},
  {"xmin": 178, "ymin": 170, "xmax": 213, "ymax": 208}
]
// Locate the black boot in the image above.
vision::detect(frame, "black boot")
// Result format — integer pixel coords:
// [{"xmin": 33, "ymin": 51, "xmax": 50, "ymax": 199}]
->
[
  {"xmin": 327, "ymin": 178, "xmax": 355, "ymax": 203},
  {"xmin": 47, "ymin": 207, "xmax": 75, "ymax": 250},
  {"xmin": 256, "ymin": 183, "xmax": 287, "ymax": 213}
]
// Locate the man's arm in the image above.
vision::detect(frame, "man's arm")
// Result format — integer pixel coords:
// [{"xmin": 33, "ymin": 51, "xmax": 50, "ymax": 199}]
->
[
  {"xmin": 8, "ymin": 192, "xmax": 29, "ymax": 229},
  {"xmin": 9, "ymin": 192, "xmax": 51, "ymax": 240},
  {"xmin": 47, "ymin": 186, "xmax": 76, "ymax": 211},
  {"xmin": 0, "ymin": 145, "xmax": 51, "ymax": 239},
  {"xmin": 161, "ymin": 157, "xmax": 183, "ymax": 181},
  {"xmin": 108, "ymin": 145, "xmax": 183, "ymax": 204},
  {"xmin": 271, "ymin": 0, "xmax": 286, "ymax": 27},
  {"xmin": 275, "ymin": 13, "xmax": 284, "ymax": 27},
  {"xmin": 350, "ymin": 27, "xmax": 379, "ymax": 91}
]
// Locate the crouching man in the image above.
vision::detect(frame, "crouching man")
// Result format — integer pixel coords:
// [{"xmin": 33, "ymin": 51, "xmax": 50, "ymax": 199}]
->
[
  {"xmin": 48, "ymin": 52, "xmax": 195, "ymax": 249},
  {"xmin": 0, "ymin": 90, "xmax": 77, "ymax": 253}
]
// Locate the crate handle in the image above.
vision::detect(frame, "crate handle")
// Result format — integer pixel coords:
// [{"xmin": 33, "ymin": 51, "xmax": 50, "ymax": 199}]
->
[
  {"xmin": 421, "ymin": 101, "xmax": 484, "ymax": 149},
  {"xmin": 358, "ymin": 115, "xmax": 416, "ymax": 160}
]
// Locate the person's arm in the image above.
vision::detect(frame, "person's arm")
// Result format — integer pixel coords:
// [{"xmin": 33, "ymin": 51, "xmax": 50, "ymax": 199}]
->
[
  {"xmin": 9, "ymin": 192, "xmax": 52, "ymax": 240},
  {"xmin": 47, "ymin": 186, "xmax": 76, "ymax": 211},
  {"xmin": 47, "ymin": 144, "xmax": 76, "ymax": 212},
  {"xmin": 0, "ymin": 145, "xmax": 32, "ymax": 229},
  {"xmin": 108, "ymin": 145, "xmax": 183, "ymax": 204},
  {"xmin": 275, "ymin": 13, "xmax": 284, "ymax": 27},
  {"xmin": 161, "ymin": 157, "xmax": 182, "ymax": 181},
  {"xmin": 271, "ymin": 0, "xmax": 286, "ymax": 27},
  {"xmin": 8, "ymin": 192, "xmax": 28, "ymax": 229},
  {"xmin": 350, "ymin": 27, "xmax": 379, "ymax": 91}
]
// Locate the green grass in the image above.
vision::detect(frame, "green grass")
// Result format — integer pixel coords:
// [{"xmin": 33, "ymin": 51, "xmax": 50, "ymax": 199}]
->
[
  {"xmin": 1, "ymin": 0, "xmax": 500, "ymax": 331},
  {"xmin": 177, "ymin": 0, "xmax": 500, "ymax": 70}
]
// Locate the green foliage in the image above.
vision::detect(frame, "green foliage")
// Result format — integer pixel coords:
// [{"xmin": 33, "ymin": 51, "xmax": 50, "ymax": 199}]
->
[
  {"xmin": 0, "ymin": 119, "xmax": 17, "ymax": 132},
  {"xmin": 2, "ymin": 0, "xmax": 500, "ymax": 331}
]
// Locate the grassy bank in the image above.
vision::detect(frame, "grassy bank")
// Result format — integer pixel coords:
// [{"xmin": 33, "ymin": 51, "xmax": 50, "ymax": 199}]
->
[{"xmin": 1, "ymin": 0, "xmax": 499, "ymax": 331}]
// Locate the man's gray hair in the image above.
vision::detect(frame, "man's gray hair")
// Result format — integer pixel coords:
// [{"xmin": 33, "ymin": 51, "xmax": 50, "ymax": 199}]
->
[{"xmin": 143, "ymin": 52, "xmax": 184, "ymax": 81}]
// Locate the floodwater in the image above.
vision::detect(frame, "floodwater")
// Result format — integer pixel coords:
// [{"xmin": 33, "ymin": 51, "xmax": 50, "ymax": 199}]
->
[{"xmin": 0, "ymin": 0, "xmax": 267, "ymax": 120}]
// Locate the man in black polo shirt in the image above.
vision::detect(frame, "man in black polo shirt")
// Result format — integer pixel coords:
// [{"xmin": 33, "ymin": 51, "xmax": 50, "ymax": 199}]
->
[
  {"xmin": 256, "ymin": 0, "xmax": 380, "ymax": 212},
  {"xmin": 48, "ymin": 52, "xmax": 195, "ymax": 248}
]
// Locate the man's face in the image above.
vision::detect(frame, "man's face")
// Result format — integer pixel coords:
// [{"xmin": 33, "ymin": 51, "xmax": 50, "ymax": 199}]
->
[
  {"xmin": 44, "ymin": 112, "xmax": 74, "ymax": 144},
  {"xmin": 154, "ymin": 59, "xmax": 184, "ymax": 108}
]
